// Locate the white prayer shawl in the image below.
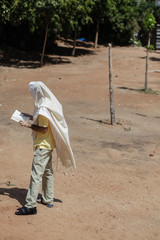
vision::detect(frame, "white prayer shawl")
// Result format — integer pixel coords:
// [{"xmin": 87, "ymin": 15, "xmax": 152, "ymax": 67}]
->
[{"xmin": 29, "ymin": 81, "xmax": 76, "ymax": 169}]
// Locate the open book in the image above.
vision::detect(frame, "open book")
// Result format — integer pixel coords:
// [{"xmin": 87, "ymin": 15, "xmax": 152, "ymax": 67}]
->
[{"xmin": 11, "ymin": 110, "xmax": 30, "ymax": 122}]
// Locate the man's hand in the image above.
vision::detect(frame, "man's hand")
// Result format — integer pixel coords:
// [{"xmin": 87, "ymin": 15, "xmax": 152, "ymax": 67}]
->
[
  {"xmin": 19, "ymin": 120, "xmax": 31, "ymax": 128},
  {"xmin": 19, "ymin": 121, "xmax": 48, "ymax": 133}
]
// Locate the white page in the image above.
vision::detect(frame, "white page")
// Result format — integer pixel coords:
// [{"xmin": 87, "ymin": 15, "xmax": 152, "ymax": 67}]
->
[{"xmin": 11, "ymin": 110, "xmax": 30, "ymax": 122}]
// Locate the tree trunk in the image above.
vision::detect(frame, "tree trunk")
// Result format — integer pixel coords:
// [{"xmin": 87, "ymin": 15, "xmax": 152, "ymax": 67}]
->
[
  {"xmin": 40, "ymin": 22, "xmax": 49, "ymax": 67},
  {"xmin": 144, "ymin": 31, "xmax": 151, "ymax": 91},
  {"xmin": 108, "ymin": 43, "xmax": 115, "ymax": 125},
  {"xmin": 94, "ymin": 21, "xmax": 99, "ymax": 48},
  {"xmin": 72, "ymin": 28, "xmax": 77, "ymax": 57}
]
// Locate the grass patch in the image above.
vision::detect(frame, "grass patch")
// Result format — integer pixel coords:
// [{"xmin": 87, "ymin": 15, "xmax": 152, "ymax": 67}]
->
[
  {"xmin": 135, "ymin": 88, "xmax": 160, "ymax": 95},
  {"xmin": 3, "ymin": 181, "xmax": 16, "ymax": 186}
]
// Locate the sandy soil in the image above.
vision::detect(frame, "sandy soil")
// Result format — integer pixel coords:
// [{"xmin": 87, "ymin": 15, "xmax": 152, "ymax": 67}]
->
[{"xmin": 0, "ymin": 42, "xmax": 160, "ymax": 240}]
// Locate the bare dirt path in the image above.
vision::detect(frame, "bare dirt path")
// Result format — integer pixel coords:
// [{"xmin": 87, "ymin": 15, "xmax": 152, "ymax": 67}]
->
[{"xmin": 0, "ymin": 44, "xmax": 160, "ymax": 240}]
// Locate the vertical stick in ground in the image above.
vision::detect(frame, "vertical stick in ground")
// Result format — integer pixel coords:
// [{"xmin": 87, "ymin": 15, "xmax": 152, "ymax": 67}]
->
[
  {"xmin": 108, "ymin": 43, "xmax": 115, "ymax": 125},
  {"xmin": 144, "ymin": 32, "xmax": 151, "ymax": 91}
]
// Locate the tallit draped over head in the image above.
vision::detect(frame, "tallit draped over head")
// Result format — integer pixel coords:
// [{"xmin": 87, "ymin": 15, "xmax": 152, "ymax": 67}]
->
[{"xmin": 29, "ymin": 81, "xmax": 76, "ymax": 169}]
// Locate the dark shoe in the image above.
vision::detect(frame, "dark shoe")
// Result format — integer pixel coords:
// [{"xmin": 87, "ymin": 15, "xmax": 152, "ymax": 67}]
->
[
  {"xmin": 15, "ymin": 206, "xmax": 37, "ymax": 215},
  {"xmin": 37, "ymin": 198, "xmax": 53, "ymax": 208}
]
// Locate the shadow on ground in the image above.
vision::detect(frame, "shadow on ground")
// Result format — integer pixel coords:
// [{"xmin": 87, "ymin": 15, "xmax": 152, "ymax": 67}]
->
[
  {"xmin": 0, "ymin": 44, "xmax": 95, "ymax": 69},
  {"xmin": 140, "ymin": 56, "xmax": 160, "ymax": 62},
  {"xmin": 0, "ymin": 187, "xmax": 27, "ymax": 206},
  {"xmin": 0, "ymin": 187, "xmax": 63, "ymax": 206},
  {"xmin": 118, "ymin": 86, "xmax": 137, "ymax": 91},
  {"xmin": 149, "ymin": 57, "xmax": 160, "ymax": 62},
  {"xmin": 62, "ymin": 38, "xmax": 94, "ymax": 48}
]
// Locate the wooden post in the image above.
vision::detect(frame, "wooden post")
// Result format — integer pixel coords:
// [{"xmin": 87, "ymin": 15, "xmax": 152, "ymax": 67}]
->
[{"xmin": 108, "ymin": 43, "xmax": 115, "ymax": 125}]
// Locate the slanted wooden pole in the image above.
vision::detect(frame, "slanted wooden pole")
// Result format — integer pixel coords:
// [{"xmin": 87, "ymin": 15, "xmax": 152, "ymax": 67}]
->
[
  {"xmin": 40, "ymin": 22, "xmax": 49, "ymax": 67},
  {"xmin": 108, "ymin": 43, "xmax": 115, "ymax": 125}
]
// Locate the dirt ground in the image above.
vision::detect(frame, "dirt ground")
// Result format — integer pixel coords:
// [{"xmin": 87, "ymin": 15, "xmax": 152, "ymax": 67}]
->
[{"xmin": 0, "ymin": 42, "xmax": 160, "ymax": 240}]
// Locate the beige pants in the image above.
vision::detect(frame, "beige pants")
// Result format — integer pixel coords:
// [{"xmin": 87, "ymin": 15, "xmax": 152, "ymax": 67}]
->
[{"xmin": 25, "ymin": 148, "xmax": 54, "ymax": 208}]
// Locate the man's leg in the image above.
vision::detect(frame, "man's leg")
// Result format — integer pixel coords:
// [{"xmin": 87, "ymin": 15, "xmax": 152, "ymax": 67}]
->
[
  {"xmin": 25, "ymin": 149, "xmax": 52, "ymax": 208},
  {"xmin": 42, "ymin": 150, "xmax": 54, "ymax": 205}
]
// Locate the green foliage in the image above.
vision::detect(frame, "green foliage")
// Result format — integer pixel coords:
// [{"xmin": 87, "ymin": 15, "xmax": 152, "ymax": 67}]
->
[
  {"xmin": 4, "ymin": 181, "xmax": 16, "ymax": 186},
  {"xmin": 135, "ymin": 0, "xmax": 159, "ymax": 45},
  {"xmin": 0, "ymin": 0, "xmax": 159, "ymax": 50},
  {"xmin": 0, "ymin": 0, "xmax": 12, "ymax": 23},
  {"xmin": 106, "ymin": 0, "xmax": 138, "ymax": 34},
  {"xmin": 144, "ymin": 44, "xmax": 155, "ymax": 50},
  {"xmin": 135, "ymin": 0, "xmax": 158, "ymax": 21},
  {"xmin": 9, "ymin": 0, "xmax": 36, "ymax": 29},
  {"xmin": 60, "ymin": 0, "xmax": 93, "ymax": 34},
  {"xmin": 143, "ymin": 13, "xmax": 156, "ymax": 33},
  {"xmin": 8, "ymin": 0, "xmax": 61, "ymax": 31},
  {"xmin": 91, "ymin": 0, "xmax": 108, "ymax": 23},
  {"xmin": 35, "ymin": 0, "xmax": 61, "ymax": 25},
  {"xmin": 96, "ymin": 0, "xmax": 139, "ymax": 45},
  {"xmin": 0, "ymin": 0, "xmax": 62, "ymax": 49}
]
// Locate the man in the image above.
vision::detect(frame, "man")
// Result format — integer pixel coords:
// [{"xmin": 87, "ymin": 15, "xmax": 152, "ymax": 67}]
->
[{"xmin": 15, "ymin": 81, "xmax": 76, "ymax": 215}]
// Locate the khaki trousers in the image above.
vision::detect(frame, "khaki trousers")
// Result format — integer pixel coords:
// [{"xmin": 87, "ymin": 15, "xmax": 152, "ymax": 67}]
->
[{"xmin": 25, "ymin": 148, "xmax": 54, "ymax": 208}]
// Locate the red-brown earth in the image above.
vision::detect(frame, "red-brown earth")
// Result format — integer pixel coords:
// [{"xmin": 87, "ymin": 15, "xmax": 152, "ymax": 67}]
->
[{"xmin": 0, "ymin": 41, "xmax": 160, "ymax": 240}]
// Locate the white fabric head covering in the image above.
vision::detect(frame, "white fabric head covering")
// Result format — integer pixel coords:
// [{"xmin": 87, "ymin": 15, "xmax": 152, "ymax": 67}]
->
[{"xmin": 29, "ymin": 81, "xmax": 76, "ymax": 169}]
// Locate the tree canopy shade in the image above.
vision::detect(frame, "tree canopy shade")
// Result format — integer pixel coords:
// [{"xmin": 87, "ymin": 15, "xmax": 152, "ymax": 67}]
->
[
  {"xmin": 35, "ymin": 0, "xmax": 61, "ymax": 66},
  {"xmin": 60, "ymin": 0, "xmax": 93, "ymax": 56},
  {"xmin": 0, "ymin": 0, "xmax": 61, "ymax": 65},
  {"xmin": 0, "ymin": 0, "xmax": 60, "ymax": 30},
  {"xmin": 0, "ymin": 0, "xmax": 160, "ymax": 62},
  {"xmin": 91, "ymin": 0, "xmax": 108, "ymax": 48}
]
